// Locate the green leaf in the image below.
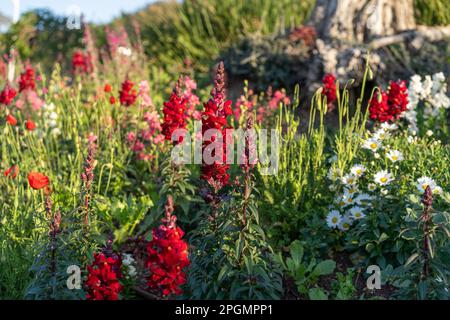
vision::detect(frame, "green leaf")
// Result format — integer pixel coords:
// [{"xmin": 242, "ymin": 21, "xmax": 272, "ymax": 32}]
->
[
  {"xmin": 289, "ymin": 240, "xmax": 304, "ymax": 265},
  {"xmin": 312, "ymin": 260, "xmax": 336, "ymax": 276},
  {"xmin": 308, "ymin": 287, "xmax": 328, "ymax": 300},
  {"xmin": 404, "ymin": 253, "xmax": 419, "ymax": 267}
]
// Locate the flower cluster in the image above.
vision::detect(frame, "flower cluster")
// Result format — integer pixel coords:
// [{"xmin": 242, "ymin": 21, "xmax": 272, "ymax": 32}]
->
[
  {"xmin": 369, "ymin": 80, "xmax": 408, "ymax": 123},
  {"xmin": 161, "ymin": 78, "xmax": 188, "ymax": 144},
  {"xmin": 146, "ymin": 196, "xmax": 190, "ymax": 297},
  {"xmin": 403, "ymin": 72, "xmax": 450, "ymax": 132},
  {"xmin": 182, "ymin": 76, "xmax": 201, "ymax": 120},
  {"xmin": 0, "ymin": 83, "xmax": 17, "ymax": 105},
  {"xmin": 18, "ymin": 65, "xmax": 36, "ymax": 92},
  {"xmin": 326, "ymin": 123, "xmax": 401, "ymax": 231},
  {"xmin": 201, "ymin": 62, "xmax": 233, "ymax": 189},
  {"xmin": 322, "ymin": 73, "xmax": 337, "ymax": 111},
  {"xmin": 72, "ymin": 50, "xmax": 93, "ymax": 74},
  {"xmin": 85, "ymin": 251, "xmax": 123, "ymax": 300},
  {"xmin": 126, "ymin": 111, "xmax": 164, "ymax": 161},
  {"xmin": 119, "ymin": 79, "xmax": 137, "ymax": 107}
]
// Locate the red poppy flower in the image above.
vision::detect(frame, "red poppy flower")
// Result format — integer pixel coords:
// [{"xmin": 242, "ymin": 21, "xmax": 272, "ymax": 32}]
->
[
  {"xmin": 28, "ymin": 172, "xmax": 49, "ymax": 190},
  {"xmin": 6, "ymin": 114, "xmax": 17, "ymax": 126},
  {"xmin": 104, "ymin": 84, "xmax": 112, "ymax": 93},
  {"xmin": 109, "ymin": 95, "xmax": 116, "ymax": 105},
  {"xmin": 26, "ymin": 120, "xmax": 36, "ymax": 131},
  {"xmin": 4, "ymin": 165, "xmax": 19, "ymax": 179}
]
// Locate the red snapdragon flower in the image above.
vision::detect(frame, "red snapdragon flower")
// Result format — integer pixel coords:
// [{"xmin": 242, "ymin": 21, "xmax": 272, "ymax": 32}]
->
[
  {"xmin": 4, "ymin": 165, "xmax": 19, "ymax": 179},
  {"xmin": 369, "ymin": 80, "xmax": 408, "ymax": 123},
  {"xmin": 201, "ymin": 62, "xmax": 233, "ymax": 189},
  {"xmin": 25, "ymin": 119, "xmax": 36, "ymax": 131},
  {"xmin": 6, "ymin": 114, "xmax": 17, "ymax": 126},
  {"xmin": 146, "ymin": 196, "xmax": 190, "ymax": 297},
  {"xmin": 85, "ymin": 252, "xmax": 123, "ymax": 300},
  {"xmin": 322, "ymin": 73, "xmax": 337, "ymax": 110},
  {"xmin": 162, "ymin": 79, "xmax": 188, "ymax": 144},
  {"xmin": 0, "ymin": 84, "xmax": 17, "ymax": 105},
  {"xmin": 72, "ymin": 50, "xmax": 93, "ymax": 74},
  {"xmin": 28, "ymin": 172, "xmax": 49, "ymax": 190},
  {"xmin": 119, "ymin": 79, "xmax": 137, "ymax": 107},
  {"xmin": 387, "ymin": 80, "xmax": 408, "ymax": 119},
  {"xmin": 18, "ymin": 65, "xmax": 36, "ymax": 92}
]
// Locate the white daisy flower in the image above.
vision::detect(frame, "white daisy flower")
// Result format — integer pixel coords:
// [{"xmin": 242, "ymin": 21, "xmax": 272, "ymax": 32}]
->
[
  {"xmin": 338, "ymin": 215, "xmax": 353, "ymax": 231},
  {"xmin": 373, "ymin": 129, "xmax": 390, "ymax": 141},
  {"xmin": 374, "ymin": 170, "xmax": 394, "ymax": 186},
  {"xmin": 380, "ymin": 123, "xmax": 398, "ymax": 131},
  {"xmin": 426, "ymin": 130, "xmax": 433, "ymax": 137},
  {"xmin": 349, "ymin": 206, "xmax": 365, "ymax": 220},
  {"xmin": 381, "ymin": 188, "xmax": 388, "ymax": 195},
  {"xmin": 416, "ymin": 176, "xmax": 437, "ymax": 193},
  {"xmin": 363, "ymin": 138, "xmax": 381, "ymax": 152},
  {"xmin": 368, "ymin": 183, "xmax": 377, "ymax": 192},
  {"xmin": 355, "ymin": 193, "xmax": 373, "ymax": 205},
  {"xmin": 342, "ymin": 193, "xmax": 355, "ymax": 206},
  {"xmin": 344, "ymin": 185, "xmax": 359, "ymax": 196},
  {"xmin": 342, "ymin": 174, "xmax": 358, "ymax": 186},
  {"xmin": 327, "ymin": 167, "xmax": 342, "ymax": 181},
  {"xmin": 350, "ymin": 164, "xmax": 366, "ymax": 177},
  {"xmin": 326, "ymin": 210, "xmax": 342, "ymax": 229},
  {"xmin": 432, "ymin": 186, "xmax": 443, "ymax": 196},
  {"xmin": 386, "ymin": 150, "xmax": 404, "ymax": 163}
]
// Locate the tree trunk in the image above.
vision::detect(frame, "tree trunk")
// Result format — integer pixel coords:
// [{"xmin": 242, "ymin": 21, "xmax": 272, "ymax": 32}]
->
[
  {"xmin": 308, "ymin": 0, "xmax": 416, "ymax": 43},
  {"xmin": 305, "ymin": 0, "xmax": 449, "ymax": 90}
]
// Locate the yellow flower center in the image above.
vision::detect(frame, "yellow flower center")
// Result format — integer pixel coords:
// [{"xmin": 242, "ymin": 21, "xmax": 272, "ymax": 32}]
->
[
  {"xmin": 392, "ymin": 156, "xmax": 398, "ymax": 161},
  {"xmin": 356, "ymin": 169, "xmax": 362, "ymax": 175},
  {"xmin": 347, "ymin": 198, "xmax": 353, "ymax": 203},
  {"xmin": 422, "ymin": 184, "xmax": 428, "ymax": 190},
  {"xmin": 355, "ymin": 213, "xmax": 361, "ymax": 218},
  {"xmin": 370, "ymin": 143, "xmax": 377, "ymax": 149},
  {"xmin": 380, "ymin": 177, "xmax": 388, "ymax": 183},
  {"xmin": 331, "ymin": 217, "xmax": 338, "ymax": 223}
]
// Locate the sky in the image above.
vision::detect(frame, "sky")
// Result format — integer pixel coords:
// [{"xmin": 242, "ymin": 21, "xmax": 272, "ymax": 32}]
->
[{"xmin": 0, "ymin": 0, "xmax": 155, "ymax": 24}]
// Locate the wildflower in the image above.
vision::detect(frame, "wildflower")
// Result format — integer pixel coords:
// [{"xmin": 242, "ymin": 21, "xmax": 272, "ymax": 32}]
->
[
  {"xmin": 6, "ymin": 114, "xmax": 17, "ymax": 126},
  {"xmin": 18, "ymin": 64, "xmax": 36, "ymax": 92},
  {"xmin": 326, "ymin": 210, "xmax": 342, "ymax": 229},
  {"xmin": 344, "ymin": 185, "xmax": 359, "ymax": 196},
  {"xmin": 322, "ymin": 73, "xmax": 337, "ymax": 111},
  {"xmin": 416, "ymin": 176, "xmax": 437, "ymax": 193},
  {"xmin": 104, "ymin": 83, "xmax": 112, "ymax": 93},
  {"xmin": 381, "ymin": 188, "xmax": 389, "ymax": 195},
  {"xmin": 119, "ymin": 79, "xmax": 137, "ymax": 107},
  {"xmin": 28, "ymin": 172, "xmax": 49, "ymax": 190},
  {"xmin": 139, "ymin": 80, "xmax": 154, "ymax": 109},
  {"xmin": 4, "ymin": 165, "xmax": 19, "ymax": 179},
  {"xmin": 373, "ymin": 129, "xmax": 390, "ymax": 141},
  {"xmin": 85, "ymin": 250, "xmax": 123, "ymax": 300},
  {"xmin": 71, "ymin": 50, "xmax": 93, "ymax": 74},
  {"xmin": 369, "ymin": 90, "xmax": 390, "ymax": 122},
  {"xmin": 146, "ymin": 196, "xmax": 190, "ymax": 297},
  {"xmin": 349, "ymin": 206, "xmax": 365, "ymax": 220},
  {"xmin": 0, "ymin": 83, "xmax": 17, "ymax": 105},
  {"xmin": 341, "ymin": 174, "xmax": 358, "ymax": 186},
  {"xmin": 374, "ymin": 170, "xmax": 394, "ymax": 186},
  {"xmin": 362, "ymin": 138, "xmax": 381, "ymax": 152},
  {"xmin": 341, "ymin": 193, "xmax": 355, "ymax": 206},
  {"xmin": 350, "ymin": 164, "xmax": 366, "ymax": 177},
  {"xmin": 109, "ymin": 95, "xmax": 116, "ymax": 105},
  {"xmin": 386, "ymin": 150, "xmax": 403, "ymax": 163},
  {"xmin": 25, "ymin": 120, "xmax": 36, "ymax": 131},
  {"xmin": 380, "ymin": 122, "xmax": 398, "ymax": 131},
  {"xmin": 387, "ymin": 80, "xmax": 408, "ymax": 119},
  {"xmin": 338, "ymin": 215, "xmax": 353, "ymax": 231},
  {"xmin": 368, "ymin": 183, "xmax": 377, "ymax": 192},
  {"xmin": 355, "ymin": 193, "xmax": 373, "ymax": 205},
  {"xmin": 432, "ymin": 186, "xmax": 443, "ymax": 196},
  {"xmin": 327, "ymin": 166, "xmax": 341, "ymax": 181},
  {"xmin": 201, "ymin": 62, "xmax": 232, "ymax": 189},
  {"xmin": 426, "ymin": 130, "xmax": 433, "ymax": 137},
  {"xmin": 122, "ymin": 254, "xmax": 137, "ymax": 278},
  {"xmin": 161, "ymin": 77, "xmax": 187, "ymax": 144}
]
